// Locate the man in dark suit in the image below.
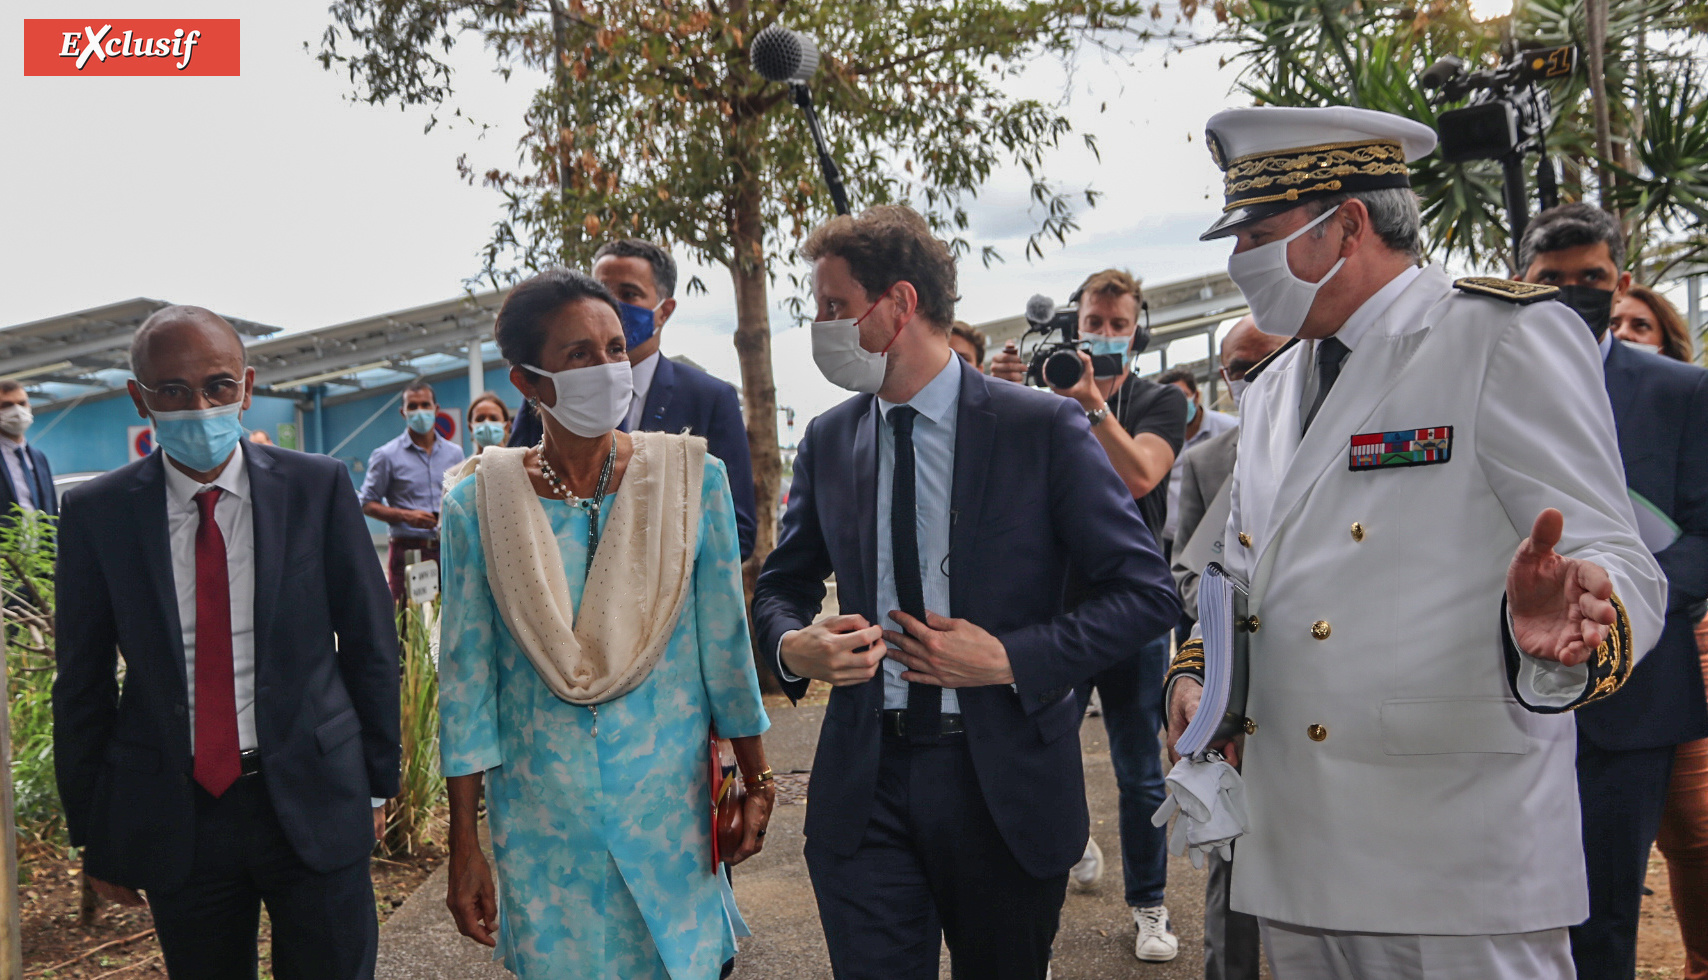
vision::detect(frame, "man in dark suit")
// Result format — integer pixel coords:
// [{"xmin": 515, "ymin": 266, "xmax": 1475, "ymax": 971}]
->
[
  {"xmin": 54, "ymin": 306, "xmax": 401, "ymax": 980},
  {"xmin": 508, "ymin": 240, "xmax": 757, "ymax": 559},
  {"xmin": 1520, "ymin": 203, "xmax": 1708, "ymax": 980},
  {"xmin": 0, "ymin": 379, "xmax": 56, "ymax": 520},
  {"xmin": 751, "ymin": 205, "xmax": 1181, "ymax": 979}
]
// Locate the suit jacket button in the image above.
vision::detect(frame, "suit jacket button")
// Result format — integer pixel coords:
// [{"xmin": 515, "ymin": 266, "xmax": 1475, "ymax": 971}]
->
[
  {"xmin": 1311, "ymin": 620, "xmax": 1332, "ymax": 640},
  {"xmin": 1243, "ymin": 718, "xmax": 1258, "ymax": 735},
  {"xmin": 1350, "ymin": 522, "xmax": 1365, "ymax": 542},
  {"xmin": 1308, "ymin": 724, "xmax": 1328, "ymax": 742},
  {"xmin": 1238, "ymin": 532, "xmax": 1253, "ymax": 549}
]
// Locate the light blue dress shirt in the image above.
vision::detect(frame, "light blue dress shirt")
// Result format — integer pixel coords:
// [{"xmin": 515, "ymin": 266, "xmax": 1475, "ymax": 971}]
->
[{"xmin": 874, "ymin": 353, "xmax": 961, "ymax": 713}]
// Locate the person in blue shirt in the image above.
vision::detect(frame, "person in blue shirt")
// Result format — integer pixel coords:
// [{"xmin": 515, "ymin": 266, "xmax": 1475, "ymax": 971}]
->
[{"xmin": 358, "ymin": 379, "xmax": 465, "ymax": 604}]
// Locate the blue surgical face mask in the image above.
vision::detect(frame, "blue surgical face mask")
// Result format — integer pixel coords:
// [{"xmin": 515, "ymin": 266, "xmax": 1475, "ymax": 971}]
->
[
  {"xmin": 472, "ymin": 420, "xmax": 507, "ymax": 447},
  {"xmin": 1184, "ymin": 397, "xmax": 1198, "ymax": 424},
  {"xmin": 151, "ymin": 402, "xmax": 245, "ymax": 473},
  {"xmin": 405, "ymin": 409, "xmax": 436, "ymax": 434},
  {"xmin": 1084, "ymin": 333, "xmax": 1132, "ymax": 359},
  {"xmin": 618, "ymin": 300, "xmax": 657, "ymax": 350}
]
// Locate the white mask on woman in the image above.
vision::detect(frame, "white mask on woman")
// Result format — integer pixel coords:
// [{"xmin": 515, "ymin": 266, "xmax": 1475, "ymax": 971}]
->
[
  {"xmin": 812, "ymin": 286, "xmax": 906, "ymax": 394},
  {"xmin": 523, "ymin": 360, "xmax": 634, "ymax": 438},
  {"xmin": 1226, "ymin": 205, "xmax": 1346, "ymax": 338}
]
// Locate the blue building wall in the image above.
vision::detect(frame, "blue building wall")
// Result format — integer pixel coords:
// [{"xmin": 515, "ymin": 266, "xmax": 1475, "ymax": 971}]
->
[{"xmin": 32, "ymin": 366, "xmax": 524, "ymax": 502}]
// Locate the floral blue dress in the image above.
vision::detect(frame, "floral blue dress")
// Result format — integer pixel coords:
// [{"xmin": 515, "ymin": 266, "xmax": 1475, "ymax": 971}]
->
[{"xmin": 438, "ymin": 456, "xmax": 770, "ymax": 980}]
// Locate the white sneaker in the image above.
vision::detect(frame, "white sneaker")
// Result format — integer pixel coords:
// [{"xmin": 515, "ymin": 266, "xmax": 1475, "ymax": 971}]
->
[
  {"xmin": 1069, "ymin": 837, "xmax": 1103, "ymax": 892},
  {"xmin": 1132, "ymin": 904, "xmax": 1179, "ymax": 962}
]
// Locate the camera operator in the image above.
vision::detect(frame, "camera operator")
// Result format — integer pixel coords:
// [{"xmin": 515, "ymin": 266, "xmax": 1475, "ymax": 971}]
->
[
  {"xmin": 1517, "ymin": 202, "xmax": 1708, "ymax": 980},
  {"xmin": 992, "ymin": 269, "xmax": 1189, "ymax": 963}
]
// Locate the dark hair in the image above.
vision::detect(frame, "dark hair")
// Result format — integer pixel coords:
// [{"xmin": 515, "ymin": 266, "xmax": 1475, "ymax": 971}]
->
[
  {"xmin": 950, "ymin": 321, "xmax": 987, "ymax": 366},
  {"xmin": 1156, "ymin": 368, "xmax": 1198, "ymax": 392},
  {"xmin": 466, "ymin": 391, "xmax": 512, "ymax": 427},
  {"xmin": 403, "ymin": 379, "xmax": 436, "ymax": 404},
  {"xmin": 592, "ymin": 238, "xmax": 678, "ymax": 299},
  {"xmin": 0, "ymin": 380, "xmax": 25, "ymax": 398},
  {"xmin": 495, "ymin": 267, "xmax": 623, "ymax": 368},
  {"xmin": 1622, "ymin": 284, "xmax": 1693, "ymax": 363},
  {"xmin": 800, "ymin": 205, "xmax": 957, "ymax": 329},
  {"xmin": 1519, "ymin": 202, "xmax": 1626, "ymax": 274}
]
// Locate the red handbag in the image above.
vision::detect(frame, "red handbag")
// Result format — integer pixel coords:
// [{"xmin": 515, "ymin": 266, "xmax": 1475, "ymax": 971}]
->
[{"xmin": 709, "ymin": 732, "xmax": 746, "ymax": 867}]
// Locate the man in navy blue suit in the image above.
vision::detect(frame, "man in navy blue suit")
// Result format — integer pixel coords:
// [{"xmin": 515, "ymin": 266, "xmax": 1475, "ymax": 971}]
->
[
  {"xmin": 54, "ymin": 307, "xmax": 400, "ymax": 980},
  {"xmin": 751, "ymin": 205, "xmax": 1181, "ymax": 979},
  {"xmin": 1520, "ymin": 203, "xmax": 1708, "ymax": 980},
  {"xmin": 508, "ymin": 240, "xmax": 757, "ymax": 559},
  {"xmin": 0, "ymin": 380, "xmax": 56, "ymax": 521}
]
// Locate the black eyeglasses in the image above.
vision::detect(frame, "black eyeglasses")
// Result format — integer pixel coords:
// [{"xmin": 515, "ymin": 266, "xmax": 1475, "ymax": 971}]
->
[{"xmin": 134, "ymin": 377, "xmax": 244, "ymax": 410}]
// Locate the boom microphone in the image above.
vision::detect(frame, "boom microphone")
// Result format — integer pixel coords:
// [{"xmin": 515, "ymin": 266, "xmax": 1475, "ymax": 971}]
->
[
  {"xmin": 751, "ymin": 24, "xmax": 820, "ymax": 84},
  {"xmin": 749, "ymin": 24, "xmax": 849, "ymax": 215},
  {"xmin": 1025, "ymin": 294, "xmax": 1057, "ymax": 327}
]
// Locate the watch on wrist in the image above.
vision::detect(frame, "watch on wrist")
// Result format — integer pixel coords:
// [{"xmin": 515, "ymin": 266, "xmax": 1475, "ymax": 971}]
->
[{"xmin": 1085, "ymin": 405, "xmax": 1109, "ymax": 427}]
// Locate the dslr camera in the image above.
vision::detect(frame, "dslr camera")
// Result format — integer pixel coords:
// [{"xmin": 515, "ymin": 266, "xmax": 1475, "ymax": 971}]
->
[{"xmin": 1020, "ymin": 293, "xmax": 1123, "ymax": 389}]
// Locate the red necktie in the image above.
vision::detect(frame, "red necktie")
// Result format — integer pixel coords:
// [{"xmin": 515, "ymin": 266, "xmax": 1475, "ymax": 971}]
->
[{"xmin": 193, "ymin": 488, "xmax": 241, "ymax": 797}]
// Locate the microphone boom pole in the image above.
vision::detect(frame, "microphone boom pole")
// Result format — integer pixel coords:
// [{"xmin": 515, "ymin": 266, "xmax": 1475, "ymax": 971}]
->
[
  {"xmin": 751, "ymin": 24, "xmax": 850, "ymax": 216},
  {"xmin": 791, "ymin": 83, "xmax": 850, "ymax": 216}
]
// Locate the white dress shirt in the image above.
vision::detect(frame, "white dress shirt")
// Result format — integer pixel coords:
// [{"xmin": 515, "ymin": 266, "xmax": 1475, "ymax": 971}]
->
[
  {"xmin": 163, "ymin": 443, "xmax": 258, "ymax": 752},
  {"xmin": 1, "ymin": 435, "xmax": 36, "ymax": 511},
  {"xmin": 624, "ymin": 350, "xmax": 664, "ymax": 431},
  {"xmin": 1299, "ymin": 263, "xmax": 1424, "ymax": 419}
]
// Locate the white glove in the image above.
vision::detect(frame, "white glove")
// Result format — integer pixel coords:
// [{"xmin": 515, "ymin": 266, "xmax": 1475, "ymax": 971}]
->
[{"xmin": 1150, "ymin": 752, "xmax": 1249, "ymax": 869}]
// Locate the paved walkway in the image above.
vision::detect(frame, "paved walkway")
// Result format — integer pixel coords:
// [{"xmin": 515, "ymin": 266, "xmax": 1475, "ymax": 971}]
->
[{"xmin": 377, "ymin": 703, "xmax": 1226, "ymax": 979}]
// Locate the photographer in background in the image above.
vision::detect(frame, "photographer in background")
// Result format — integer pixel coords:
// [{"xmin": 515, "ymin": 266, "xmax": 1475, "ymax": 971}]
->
[
  {"xmin": 992, "ymin": 269, "xmax": 1188, "ymax": 963},
  {"xmin": 1518, "ymin": 202, "xmax": 1708, "ymax": 980}
]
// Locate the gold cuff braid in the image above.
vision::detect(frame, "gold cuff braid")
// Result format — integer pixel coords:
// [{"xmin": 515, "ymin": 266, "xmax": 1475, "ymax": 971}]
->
[
  {"xmin": 1578, "ymin": 592, "xmax": 1635, "ymax": 709},
  {"xmin": 1167, "ymin": 639, "xmax": 1206, "ymax": 684}
]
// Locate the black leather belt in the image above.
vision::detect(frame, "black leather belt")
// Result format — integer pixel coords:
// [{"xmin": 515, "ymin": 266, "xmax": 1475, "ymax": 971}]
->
[
  {"xmin": 881, "ymin": 709, "xmax": 965, "ymax": 738},
  {"xmin": 239, "ymin": 749, "xmax": 262, "ymax": 777}
]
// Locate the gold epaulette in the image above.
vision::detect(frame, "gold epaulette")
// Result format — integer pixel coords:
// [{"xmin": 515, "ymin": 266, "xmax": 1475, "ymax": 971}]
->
[
  {"xmin": 1452, "ymin": 277, "xmax": 1560, "ymax": 305},
  {"xmin": 1575, "ymin": 592, "xmax": 1636, "ymax": 709}
]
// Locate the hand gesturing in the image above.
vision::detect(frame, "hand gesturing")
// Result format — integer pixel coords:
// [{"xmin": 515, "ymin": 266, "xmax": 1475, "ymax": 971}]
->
[{"xmin": 1507, "ymin": 508, "xmax": 1616, "ymax": 667}]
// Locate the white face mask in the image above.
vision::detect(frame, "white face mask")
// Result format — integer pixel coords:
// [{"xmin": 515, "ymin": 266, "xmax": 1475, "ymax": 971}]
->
[
  {"xmin": 812, "ymin": 287, "xmax": 905, "ymax": 394},
  {"xmin": 1226, "ymin": 205, "xmax": 1346, "ymax": 338},
  {"xmin": 0, "ymin": 404, "xmax": 32, "ymax": 438},
  {"xmin": 1226, "ymin": 378, "xmax": 1250, "ymax": 411},
  {"xmin": 524, "ymin": 360, "xmax": 634, "ymax": 438}
]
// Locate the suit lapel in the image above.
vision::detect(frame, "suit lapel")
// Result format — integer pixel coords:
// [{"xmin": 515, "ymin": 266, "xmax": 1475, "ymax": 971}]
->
[
  {"xmin": 246, "ymin": 446, "xmax": 286, "ymax": 663},
  {"xmin": 851, "ymin": 398, "xmax": 880, "ymax": 619},
  {"xmin": 1254, "ymin": 272, "xmax": 1446, "ymax": 589},
  {"xmin": 641, "ymin": 356, "xmax": 677, "ymax": 431},
  {"xmin": 129, "ymin": 453, "xmax": 187, "ymax": 682},
  {"xmin": 949, "ymin": 362, "xmax": 994, "ymax": 618}
]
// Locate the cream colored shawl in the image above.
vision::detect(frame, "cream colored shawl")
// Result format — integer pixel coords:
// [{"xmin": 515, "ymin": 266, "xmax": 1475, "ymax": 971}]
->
[{"xmin": 453, "ymin": 433, "xmax": 705, "ymax": 705}]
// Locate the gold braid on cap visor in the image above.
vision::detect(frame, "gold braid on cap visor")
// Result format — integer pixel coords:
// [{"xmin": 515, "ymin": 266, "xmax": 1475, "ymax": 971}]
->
[{"xmin": 1222, "ymin": 140, "xmax": 1409, "ymax": 211}]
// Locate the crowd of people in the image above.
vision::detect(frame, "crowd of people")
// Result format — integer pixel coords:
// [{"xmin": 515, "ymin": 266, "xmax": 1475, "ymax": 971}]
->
[{"xmin": 43, "ymin": 100, "xmax": 1708, "ymax": 980}]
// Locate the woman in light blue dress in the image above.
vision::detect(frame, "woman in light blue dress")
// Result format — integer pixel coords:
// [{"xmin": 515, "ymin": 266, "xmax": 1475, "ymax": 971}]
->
[{"xmin": 438, "ymin": 267, "xmax": 774, "ymax": 980}]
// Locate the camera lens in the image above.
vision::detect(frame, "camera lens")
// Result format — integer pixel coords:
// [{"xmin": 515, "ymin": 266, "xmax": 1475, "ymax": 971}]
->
[{"xmin": 1043, "ymin": 350, "xmax": 1084, "ymax": 389}]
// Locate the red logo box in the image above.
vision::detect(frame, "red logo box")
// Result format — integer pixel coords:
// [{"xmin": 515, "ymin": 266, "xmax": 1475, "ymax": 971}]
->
[{"xmin": 23, "ymin": 20, "xmax": 239, "ymax": 75}]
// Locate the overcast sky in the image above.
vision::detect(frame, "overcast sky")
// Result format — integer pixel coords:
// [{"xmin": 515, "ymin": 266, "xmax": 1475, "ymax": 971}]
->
[{"xmin": 3, "ymin": 1, "xmax": 1248, "ymax": 432}]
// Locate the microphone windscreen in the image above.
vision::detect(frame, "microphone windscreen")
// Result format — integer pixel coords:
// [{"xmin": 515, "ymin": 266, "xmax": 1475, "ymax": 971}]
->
[
  {"xmin": 1025, "ymin": 294, "xmax": 1056, "ymax": 326},
  {"xmin": 751, "ymin": 24, "xmax": 820, "ymax": 84}
]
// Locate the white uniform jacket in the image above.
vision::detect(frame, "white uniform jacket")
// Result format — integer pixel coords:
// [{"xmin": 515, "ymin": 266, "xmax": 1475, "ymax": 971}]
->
[{"xmin": 1210, "ymin": 265, "xmax": 1665, "ymax": 935}]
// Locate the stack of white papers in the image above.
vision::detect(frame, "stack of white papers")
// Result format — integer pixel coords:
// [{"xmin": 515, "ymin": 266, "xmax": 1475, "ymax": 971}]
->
[
  {"xmin": 1176, "ymin": 562, "xmax": 1243, "ymax": 760},
  {"xmin": 1628, "ymin": 489, "xmax": 1681, "ymax": 555}
]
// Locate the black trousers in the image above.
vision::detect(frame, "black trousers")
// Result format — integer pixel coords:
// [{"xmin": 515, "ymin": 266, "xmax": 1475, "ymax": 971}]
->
[
  {"xmin": 804, "ymin": 732, "xmax": 1067, "ymax": 980},
  {"xmin": 1570, "ymin": 733, "xmax": 1676, "ymax": 980},
  {"xmin": 147, "ymin": 775, "xmax": 378, "ymax": 980}
]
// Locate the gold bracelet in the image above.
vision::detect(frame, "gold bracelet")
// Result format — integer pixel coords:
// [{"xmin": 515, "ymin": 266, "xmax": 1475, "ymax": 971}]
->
[{"xmin": 742, "ymin": 767, "xmax": 776, "ymax": 790}]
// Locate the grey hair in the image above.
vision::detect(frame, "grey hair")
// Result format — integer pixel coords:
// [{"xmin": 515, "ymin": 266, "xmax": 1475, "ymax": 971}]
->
[
  {"xmin": 1308, "ymin": 188, "xmax": 1424, "ymax": 261},
  {"xmin": 1517, "ymin": 202, "xmax": 1626, "ymax": 275}
]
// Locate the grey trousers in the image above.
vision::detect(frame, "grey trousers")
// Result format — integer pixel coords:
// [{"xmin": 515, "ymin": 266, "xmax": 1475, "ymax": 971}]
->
[{"xmin": 1204, "ymin": 848, "xmax": 1262, "ymax": 980}]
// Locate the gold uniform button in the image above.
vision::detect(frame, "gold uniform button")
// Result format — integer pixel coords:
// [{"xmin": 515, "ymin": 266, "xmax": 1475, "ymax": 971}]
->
[
  {"xmin": 1238, "ymin": 532, "xmax": 1252, "ymax": 549},
  {"xmin": 1307, "ymin": 724, "xmax": 1328, "ymax": 742},
  {"xmin": 1311, "ymin": 620, "xmax": 1332, "ymax": 640},
  {"xmin": 1243, "ymin": 718, "xmax": 1258, "ymax": 735},
  {"xmin": 1350, "ymin": 522, "xmax": 1365, "ymax": 542}
]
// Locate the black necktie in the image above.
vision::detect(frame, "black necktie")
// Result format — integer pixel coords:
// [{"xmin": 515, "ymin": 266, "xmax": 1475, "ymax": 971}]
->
[
  {"xmin": 1303, "ymin": 337, "xmax": 1350, "ymax": 434},
  {"xmin": 888, "ymin": 406, "xmax": 939, "ymax": 743}
]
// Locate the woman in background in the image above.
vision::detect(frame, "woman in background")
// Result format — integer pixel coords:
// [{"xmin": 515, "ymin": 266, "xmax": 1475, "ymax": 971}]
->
[
  {"xmin": 467, "ymin": 392, "xmax": 513, "ymax": 454},
  {"xmin": 1611, "ymin": 284, "xmax": 1693, "ymax": 362}
]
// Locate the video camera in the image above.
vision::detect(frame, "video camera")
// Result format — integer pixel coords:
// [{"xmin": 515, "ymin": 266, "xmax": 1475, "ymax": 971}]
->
[
  {"xmin": 1019, "ymin": 293, "xmax": 1122, "ymax": 389},
  {"xmin": 1422, "ymin": 44, "xmax": 1575, "ymax": 164}
]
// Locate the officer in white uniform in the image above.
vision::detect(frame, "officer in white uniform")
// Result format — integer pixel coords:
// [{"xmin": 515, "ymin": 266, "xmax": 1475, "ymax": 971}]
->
[{"xmin": 1164, "ymin": 106, "xmax": 1667, "ymax": 979}]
